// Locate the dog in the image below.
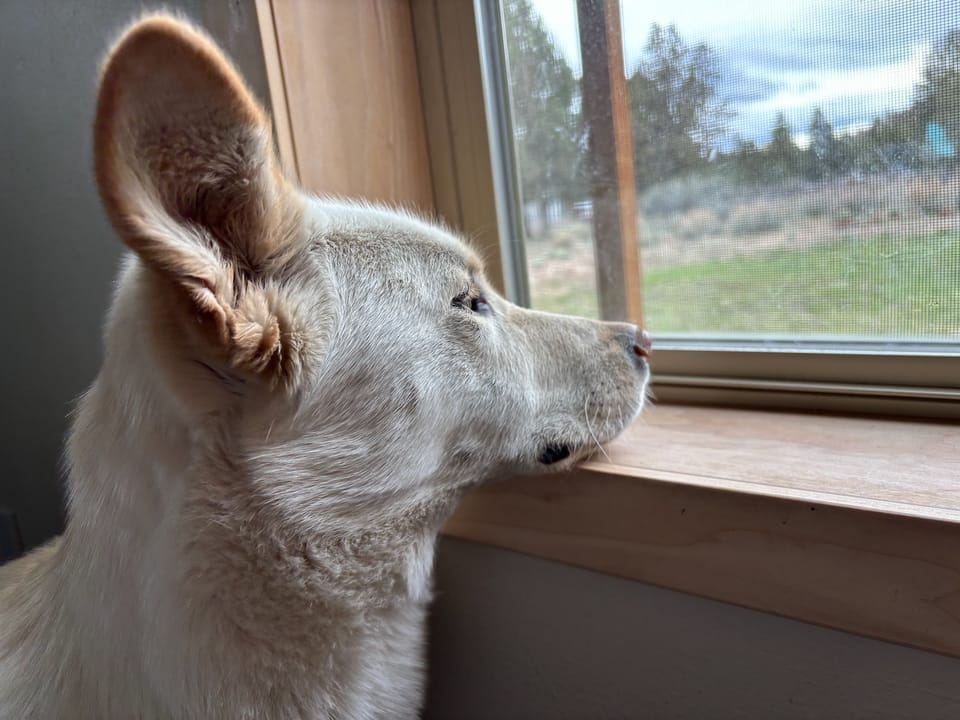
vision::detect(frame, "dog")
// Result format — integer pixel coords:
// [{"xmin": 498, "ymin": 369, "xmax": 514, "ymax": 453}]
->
[{"xmin": 0, "ymin": 14, "xmax": 650, "ymax": 719}]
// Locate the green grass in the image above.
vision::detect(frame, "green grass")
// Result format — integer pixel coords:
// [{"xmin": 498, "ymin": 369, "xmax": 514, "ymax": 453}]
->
[
  {"xmin": 532, "ymin": 232, "xmax": 960, "ymax": 337},
  {"xmin": 531, "ymin": 286, "xmax": 599, "ymax": 318}
]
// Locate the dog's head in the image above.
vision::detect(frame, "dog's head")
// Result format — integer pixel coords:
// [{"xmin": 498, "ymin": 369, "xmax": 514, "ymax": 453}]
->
[{"xmin": 93, "ymin": 16, "xmax": 650, "ymax": 521}]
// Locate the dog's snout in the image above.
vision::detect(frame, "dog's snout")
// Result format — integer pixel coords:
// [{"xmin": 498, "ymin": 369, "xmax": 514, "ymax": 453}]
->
[
  {"xmin": 604, "ymin": 322, "xmax": 651, "ymax": 368},
  {"xmin": 634, "ymin": 329, "xmax": 652, "ymax": 359}
]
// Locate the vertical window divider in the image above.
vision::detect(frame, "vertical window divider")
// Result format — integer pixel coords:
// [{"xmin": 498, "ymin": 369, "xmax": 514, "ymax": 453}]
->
[{"xmin": 576, "ymin": 0, "xmax": 644, "ymax": 324}]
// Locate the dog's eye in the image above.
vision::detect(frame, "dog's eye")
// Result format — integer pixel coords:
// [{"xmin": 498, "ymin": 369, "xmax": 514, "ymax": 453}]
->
[
  {"xmin": 470, "ymin": 295, "xmax": 491, "ymax": 314},
  {"xmin": 453, "ymin": 290, "xmax": 491, "ymax": 315}
]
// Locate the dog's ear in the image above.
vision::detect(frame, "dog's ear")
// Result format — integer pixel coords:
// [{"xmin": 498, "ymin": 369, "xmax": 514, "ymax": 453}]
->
[{"xmin": 95, "ymin": 15, "xmax": 303, "ymax": 385}]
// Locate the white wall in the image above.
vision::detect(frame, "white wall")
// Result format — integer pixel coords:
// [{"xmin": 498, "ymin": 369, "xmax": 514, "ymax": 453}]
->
[{"xmin": 426, "ymin": 538, "xmax": 960, "ymax": 719}]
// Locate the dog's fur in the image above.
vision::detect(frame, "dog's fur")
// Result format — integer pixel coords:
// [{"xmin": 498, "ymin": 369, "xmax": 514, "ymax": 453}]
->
[{"xmin": 0, "ymin": 15, "xmax": 649, "ymax": 719}]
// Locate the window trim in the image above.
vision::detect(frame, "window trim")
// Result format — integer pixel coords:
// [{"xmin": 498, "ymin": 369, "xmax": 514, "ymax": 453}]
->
[
  {"xmin": 407, "ymin": 0, "xmax": 960, "ymax": 655},
  {"xmin": 652, "ymin": 340, "xmax": 960, "ymax": 418},
  {"xmin": 255, "ymin": 0, "xmax": 960, "ymax": 656},
  {"xmin": 442, "ymin": 405, "xmax": 960, "ymax": 659},
  {"xmin": 472, "ymin": 0, "xmax": 531, "ymax": 306}
]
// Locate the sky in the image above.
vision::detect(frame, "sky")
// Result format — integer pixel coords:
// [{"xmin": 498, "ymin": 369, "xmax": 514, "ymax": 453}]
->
[{"xmin": 527, "ymin": 0, "xmax": 959, "ymax": 148}]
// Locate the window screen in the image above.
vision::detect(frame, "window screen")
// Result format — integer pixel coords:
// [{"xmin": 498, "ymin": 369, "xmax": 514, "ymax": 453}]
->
[{"xmin": 501, "ymin": 0, "xmax": 960, "ymax": 341}]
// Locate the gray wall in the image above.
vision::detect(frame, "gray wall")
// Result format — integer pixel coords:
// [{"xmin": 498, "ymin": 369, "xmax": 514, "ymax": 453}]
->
[
  {"xmin": 426, "ymin": 538, "xmax": 960, "ymax": 720},
  {"xmin": 0, "ymin": 0, "xmax": 268, "ymax": 551}
]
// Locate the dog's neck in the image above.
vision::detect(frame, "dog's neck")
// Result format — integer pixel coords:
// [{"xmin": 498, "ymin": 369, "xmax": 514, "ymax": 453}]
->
[
  {"xmin": 55, "ymin": 287, "xmax": 457, "ymax": 705},
  {"xmin": 62, "ymin": 359, "xmax": 451, "ymax": 602}
]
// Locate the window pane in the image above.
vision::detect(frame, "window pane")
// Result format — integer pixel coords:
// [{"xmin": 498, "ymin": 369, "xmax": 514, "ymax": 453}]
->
[
  {"xmin": 500, "ymin": 0, "xmax": 960, "ymax": 341},
  {"xmin": 501, "ymin": 0, "xmax": 598, "ymax": 318}
]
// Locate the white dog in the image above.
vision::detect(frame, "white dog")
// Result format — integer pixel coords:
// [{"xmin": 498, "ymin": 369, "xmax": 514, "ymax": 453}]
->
[{"xmin": 0, "ymin": 15, "xmax": 650, "ymax": 719}]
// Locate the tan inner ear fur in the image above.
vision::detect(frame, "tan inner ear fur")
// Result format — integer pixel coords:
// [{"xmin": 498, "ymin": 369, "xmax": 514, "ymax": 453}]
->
[{"xmin": 94, "ymin": 15, "xmax": 305, "ymax": 386}]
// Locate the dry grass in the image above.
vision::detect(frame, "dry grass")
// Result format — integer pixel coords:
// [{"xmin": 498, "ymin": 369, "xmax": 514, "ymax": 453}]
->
[{"xmin": 524, "ymin": 171, "xmax": 960, "ymax": 336}]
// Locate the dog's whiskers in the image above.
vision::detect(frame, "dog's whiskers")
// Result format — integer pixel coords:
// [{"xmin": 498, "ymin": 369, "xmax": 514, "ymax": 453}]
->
[{"xmin": 584, "ymin": 392, "xmax": 611, "ymax": 463}]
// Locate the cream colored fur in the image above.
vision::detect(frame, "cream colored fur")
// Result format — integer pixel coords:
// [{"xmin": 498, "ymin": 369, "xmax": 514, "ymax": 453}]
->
[{"xmin": 0, "ymin": 14, "xmax": 650, "ymax": 719}]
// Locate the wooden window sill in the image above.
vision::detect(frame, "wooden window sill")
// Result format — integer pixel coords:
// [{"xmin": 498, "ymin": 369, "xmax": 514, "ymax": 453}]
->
[{"xmin": 442, "ymin": 405, "xmax": 960, "ymax": 658}]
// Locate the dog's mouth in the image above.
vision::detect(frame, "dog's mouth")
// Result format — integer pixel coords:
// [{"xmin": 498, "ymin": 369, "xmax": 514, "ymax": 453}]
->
[
  {"xmin": 538, "ymin": 444, "xmax": 572, "ymax": 465},
  {"xmin": 537, "ymin": 441, "xmax": 605, "ymax": 466},
  {"xmin": 538, "ymin": 427, "xmax": 627, "ymax": 466},
  {"xmin": 537, "ymin": 394, "xmax": 645, "ymax": 467}
]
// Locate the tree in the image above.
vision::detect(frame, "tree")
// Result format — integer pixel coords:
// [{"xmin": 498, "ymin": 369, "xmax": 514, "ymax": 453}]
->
[
  {"xmin": 766, "ymin": 112, "xmax": 800, "ymax": 180},
  {"xmin": 803, "ymin": 107, "xmax": 841, "ymax": 180},
  {"xmin": 915, "ymin": 28, "xmax": 960, "ymax": 156},
  {"xmin": 730, "ymin": 137, "xmax": 764, "ymax": 185},
  {"xmin": 627, "ymin": 23, "xmax": 729, "ymax": 188},
  {"xmin": 503, "ymin": 0, "xmax": 584, "ymax": 231}
]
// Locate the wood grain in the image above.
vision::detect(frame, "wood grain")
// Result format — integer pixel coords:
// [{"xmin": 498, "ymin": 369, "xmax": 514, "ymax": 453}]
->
[
  {"xmin": 411, "ymin": 0, "xmax": 508, "ymax": 294},
  {"xmin": 577, "ymin": 0, "xmax": 643, "ymax": 323},
  {"xmin": 601, "ymin": 405, "xmax": 960, "ymax": 515},
  {"xmin": 253, "ymin": 0, "xmax": 300, "ymax": 181},
  {"xmin": 444, "ymin": 405, "xmax": 960, "ymax": 657},
  {"xmin": 269, "ymin": 0, "xmax": 434, "ymax": 211}
]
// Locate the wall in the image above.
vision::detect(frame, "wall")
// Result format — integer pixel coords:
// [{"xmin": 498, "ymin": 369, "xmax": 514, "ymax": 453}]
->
[
  {"xmin": 267, "ymin": 0, "xmax": 434, "ymax": 210},
  {"xmin": 0, "ymin": 0, "xmax": 269, "ymax": 552},
  {"xmin": 426, "ymin": 537, "xmax": 960, "ymax": 719}
]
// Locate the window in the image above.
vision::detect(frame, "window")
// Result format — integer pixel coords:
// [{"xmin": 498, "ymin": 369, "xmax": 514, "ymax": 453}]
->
[
  {"xmin": 407, "ymin": 0, "xmax": 960, "ymax": 660},
  {"xmin": 483, "ymin": 0, "xmax": 960, "ymax": 416}
]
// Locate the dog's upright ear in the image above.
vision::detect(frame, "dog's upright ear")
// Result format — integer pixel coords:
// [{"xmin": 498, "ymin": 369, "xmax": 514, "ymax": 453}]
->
[{"xmin": 95, "ymin": 15, "xmax": 304, "ymax": 385}]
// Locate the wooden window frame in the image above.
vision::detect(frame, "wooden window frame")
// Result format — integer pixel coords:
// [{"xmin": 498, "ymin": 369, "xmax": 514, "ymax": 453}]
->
[
  {"xmin": 443, "ymin": 404, "xmax": 960, "ymax": 659},
  {"xmin": 256, "ymin": 0, "xmax": 960, "ymax": 658},
  {"xmin": 408, "ymin": 0, "xmax": 960, "ymax": 658}
]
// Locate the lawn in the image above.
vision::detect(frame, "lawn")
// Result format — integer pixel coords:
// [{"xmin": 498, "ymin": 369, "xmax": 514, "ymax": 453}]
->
[{"xmin": 531, "ymin": 232, "xmax": 960, "ymax": 338}]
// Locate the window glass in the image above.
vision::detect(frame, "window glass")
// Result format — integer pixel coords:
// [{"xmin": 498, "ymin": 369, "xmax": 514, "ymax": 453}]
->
[{"xmin": 501, "ymin": 0, "xmax": 960, "ymax": 341}]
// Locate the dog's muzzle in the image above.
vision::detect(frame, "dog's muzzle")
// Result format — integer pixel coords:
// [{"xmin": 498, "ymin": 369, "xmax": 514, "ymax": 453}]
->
[{"xmin": 538, "ymin": 444, "xmax": 571, "ymax": 465}]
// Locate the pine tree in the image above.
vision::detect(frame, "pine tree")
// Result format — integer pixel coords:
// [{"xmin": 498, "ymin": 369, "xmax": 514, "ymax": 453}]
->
[
  {"xmin": 767, "ymin": 112, "xmax": 800, "ymax": 180},
  {"xmin": 627, "ymin": 23, "xmax": 728, "ymax": 188},
  {"xmin": 503, "ymin": 0, "xmax": 584, "ymax": 231},
  {"xmin": 804, "ymin": 107, "xmax": 839, "ymax": 180},
  {"xmin": 916, "ymin": 29, "xmax": 960, "ymax": 151}
]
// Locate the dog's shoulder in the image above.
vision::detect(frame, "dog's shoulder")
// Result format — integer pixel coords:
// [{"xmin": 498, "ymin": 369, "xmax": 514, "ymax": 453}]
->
[{"xmin": 0, "ymin": 537, "xmax": 61, "ymax": 594}]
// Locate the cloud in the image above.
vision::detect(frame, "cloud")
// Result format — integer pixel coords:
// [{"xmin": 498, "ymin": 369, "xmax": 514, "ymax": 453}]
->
[
  {"xmin": 734, "ymin": 43, "xmax": 927, "ymax": 140},
  {"xmin": 528, "ymin": 0, "xmax": 957, "ymax": 145}
]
